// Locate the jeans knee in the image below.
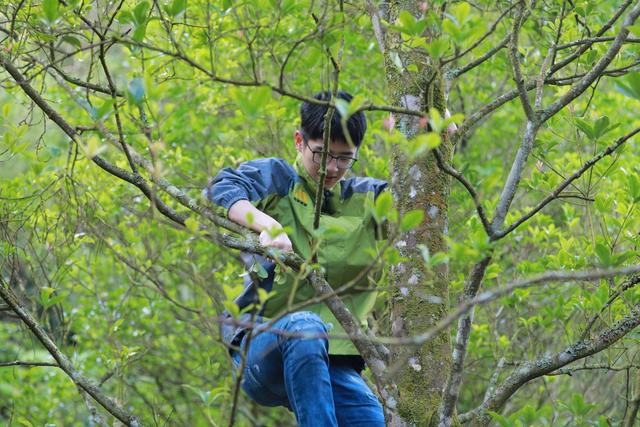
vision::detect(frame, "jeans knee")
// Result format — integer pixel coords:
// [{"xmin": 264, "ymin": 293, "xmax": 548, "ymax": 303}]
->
[
  {"xmin": 278, "ymin": 311, "xmax": 329, "ymax": 354},
  {"xmin": 287, "ymin": 311, "xmax": 327, "ymax": 334}
]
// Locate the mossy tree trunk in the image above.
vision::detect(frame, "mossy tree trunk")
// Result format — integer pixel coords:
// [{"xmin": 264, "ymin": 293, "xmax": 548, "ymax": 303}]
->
[{"xmin": 382, "ymin": 2, "xmax": 453, "ymax": 425}]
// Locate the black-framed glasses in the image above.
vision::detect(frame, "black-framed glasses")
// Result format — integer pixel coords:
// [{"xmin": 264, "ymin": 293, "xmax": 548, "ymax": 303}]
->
[{"xmin": 304, "ymin": 140, "xmax": 358, "ymax": 170}]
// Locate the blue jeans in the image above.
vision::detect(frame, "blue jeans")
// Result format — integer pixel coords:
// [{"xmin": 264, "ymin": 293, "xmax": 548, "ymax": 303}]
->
[{"xmin": 231, "ymin": 311, "xmax": 385, "ymax": 427}]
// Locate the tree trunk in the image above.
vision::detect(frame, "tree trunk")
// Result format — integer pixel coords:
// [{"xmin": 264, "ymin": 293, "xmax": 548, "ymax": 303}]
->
[{"xmin": 383, "ymin": 2, "xmax": 453, "ymax": 425}]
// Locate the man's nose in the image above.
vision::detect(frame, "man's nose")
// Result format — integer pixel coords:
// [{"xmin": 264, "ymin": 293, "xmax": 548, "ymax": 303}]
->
[{"xmin": 326, "ymin": 157, "xmax": 339, "ymax": 173}]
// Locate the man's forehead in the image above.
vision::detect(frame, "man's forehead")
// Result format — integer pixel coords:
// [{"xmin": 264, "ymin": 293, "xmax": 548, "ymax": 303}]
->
[{"xmin": 307, "ymin": 140, "xmax": 357, "ymax": 154}]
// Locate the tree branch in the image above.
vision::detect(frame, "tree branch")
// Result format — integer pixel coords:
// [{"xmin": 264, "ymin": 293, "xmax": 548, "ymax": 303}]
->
[
  {"xmin": 581, "ymin": 273, "xmax": 640, "ymax": 341},
  {"xmin": 508, "ymin": 0, "xmax": 535, "ymax": 121},
  {"xmin": 1, "ymin": 49, "xmax": 399, "ymax": 419},
  {"xmin": 494, "ymin": 126, "xmax": 640, "ymax": 239},
  {"xmin": 0, "ymin": 279, "xmax": 142, "ymax": 426},
  {"xmin": 491, "ymin": 120, "xmax": 539, "ymax": 235},
  {"xmin": 541, "ymin": 1, "xmax": 640, "ymax": 122},
  {"xmin": 461, "ymin": 300, "xmax": 640, "ymax": 425},
  {"xmin": 442, "ymin": 4, "xmax": 516, "ymax": 67},
  {"xmin": 0, "ymin": 360, "xmax": 58, "ymax": 368},
  {"xmin": 437, "ymin": 257, "xmax": 492, "ymax": 427},
  {"xmin": 557, "ymin": 35, "xmax": 640, "ymax": 50},
  {"xmin": 433, "ymin": 148, "xmax": 491, "ymax": 235},
  {"xmin": 548, "ymin": 0, "xmax": 633, "ymax": 77},
  {"xmin": 452, "ymin": 1, "xmax": 637, "ymax": 142},
  {"xmin": 452, "ymin": 33, "xmax": 509, "ymax": 79}
]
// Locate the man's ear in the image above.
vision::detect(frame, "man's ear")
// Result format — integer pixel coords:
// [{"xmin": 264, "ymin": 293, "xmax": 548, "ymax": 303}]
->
[{"xmin": 294, "ymin": 130, "xmax": 303, "ymax": 151}]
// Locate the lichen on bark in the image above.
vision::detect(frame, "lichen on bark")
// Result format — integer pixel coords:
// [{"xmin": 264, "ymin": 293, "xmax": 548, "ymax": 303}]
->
[{"xmin": 383, "ymin": 2, "xmax": 454, "ymax": 424}]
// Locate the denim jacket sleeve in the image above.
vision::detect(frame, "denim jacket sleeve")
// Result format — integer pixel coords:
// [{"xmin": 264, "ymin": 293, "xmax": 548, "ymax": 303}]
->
[{"xmin": 204, "ymin": 157, "xmax": 297, "ymax": 217}]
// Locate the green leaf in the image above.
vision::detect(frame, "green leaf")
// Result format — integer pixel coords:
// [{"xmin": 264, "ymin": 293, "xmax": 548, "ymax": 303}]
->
[
  {"xmin": 429, "ymin": 109, "xmax": 444, "ymax": 133},
  {"xmin": 133, "ymin": 22, "xmax": 149, "ymax": 42},
  {"xmin": 182, "ymin": 384, "xmax": 214, "ymax": 406},
  {"xmin": 94, "ymin": 98, "xmax": 115, "ymax": 120},
  {"xmin": 400, "ymin": 209, "xmax": 424, "ymax": 232},
  {"xmin": 593, "ymin": 115, "xmax": 609, "ymax": 137},
  {"xmin": 615, "ymin": 72, "xmax": 640, "ymax": 101},
  {"xmin": 118, "ymin": 10, "xmax": 135, "ymax": 24},
  {"xmin": 569, "ymin": 393, "xmax": 594, "ymax": 416},
  {"xmin": 627, "ymin": 173, "xmax": 640, "ymax": 201},
  {"xmin": 391, "ymin": 11, "xmax": 428, "ymax": 36},
  {"xmin": 133, "ymin": 1, "xmax": 150, "ymax": 26},
  {"xmin": 574, "ymin": 118, "xmax": 594, "ymax": 140},
  {"xmin": 225, "ymin": 303, "xmax": 240, "ymax": 318},
  {"xmin": 374, "ymin": 191, "xmax": 393, "ymax": 221},
  {"xmin": 43, "ymin": 0, "xmax": 60, "ymax": 23},
  {"xmin": 488, "ymin": 411, "xmax": 512, "ymax": 427},
  {"xmin": 274, "ymin": 270, "xmax": 286, "ymax": 285},
  {"xmin": 405, "ymin": 133, "xmax": 441, "ymax": 159},
  {"xmin": 167, "ymin": 0, "xmax": 187, "ymax": 17},
  {"xmin": 257, "ymin": 288, "xmax": 274, "ymax": 304},
  {"xmin": 16, "ymin": 417, "xmax": 35, "ymax": 427},
  {"xmin": 450, "ymin": 2, "xmax": 471, "ymax": 25},
  {"xmin": 40, "ymin": 287, "xmax": 55, "ymax": 307},
  {"xmin": 46, "ymin": 292, "xmax": 67, "ymax": 308},
  {"xmin": 429, "ymin": 252, "xmax": 449, "ymax": 267},
  {"xmin": 250, "ymin": 262, "xmax": 269, "ymax": 279},
  {"xmin": 426, "ymin": 38, "xmax": 449, "ymax": 60},
  {"xmin": 443, "ymin": 19, "xmax": 461, "ymax": 43},
  {"xmin": 334, "ymin": 98, "xmax": 349, "ymax": 119},
  {"xmin": 346, "ymin": 94, "xmax": 367, "ymax": 118},
  {"xmin": 595, "ymin": 242, "xmax": 611, "ymax": 266},
  {"xmin": 61, "ymin": 35, "xmax": 82, "ymax": 49},
  {"xmin": 593, "ymin": 194, "xmax": 611, "ymax": 213},
  {"xmin": 222, "ymin": 284, "xmax": 243, "ymax": 300}
]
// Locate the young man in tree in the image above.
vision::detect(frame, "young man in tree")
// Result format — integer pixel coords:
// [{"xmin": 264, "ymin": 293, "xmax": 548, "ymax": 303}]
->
[{"xmin": 205, "ymin": 91, "xmax": 387, "ymax": 426}]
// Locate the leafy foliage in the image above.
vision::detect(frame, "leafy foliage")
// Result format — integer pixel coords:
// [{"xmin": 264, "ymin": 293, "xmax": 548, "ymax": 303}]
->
[{"xmin": 1, "ymin": 0, "xmax": 640, "ymax": 426}]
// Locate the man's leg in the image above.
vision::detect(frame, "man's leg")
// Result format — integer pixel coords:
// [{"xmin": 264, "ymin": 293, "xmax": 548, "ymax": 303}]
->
[
  {"xmin": 235, "ymin": 311, "xmax": 338, "ymax": 427},
  {"xmin": 330, "ymin": 364, "xmax": 385, "ymax": 427}
]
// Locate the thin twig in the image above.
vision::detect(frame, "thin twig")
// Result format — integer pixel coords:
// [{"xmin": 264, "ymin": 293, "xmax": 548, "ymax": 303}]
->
[
  {"xmin": 461, "ymin": 298, "xmax": 640, "ymax": 425},
  {"xmin": 0, "ymin": 360, "xmax": 58, "ymax": 368},
  {"xmin": 442, "ymin": 4, "xmax": 516, "ymax": 66},
  {"xmin": 494, "ymin": 126, "xmax": 640, "ymax": 239},
  {"xmin": 452, "ymin": 33, "xmax": 510, "ymax": 78},
  {"xmin": 433, "ymin": 148, "xmax": 491, "ymax": 236},
  {"xmin": 508, "ymin": 0, "xmax": 535, "ymax": 121},
  {"xmin": 0, "ymin": 279, "xmax": 142, "ymax": 426},
  {"xmin": 581, "ymin": 274, "xmax": 640, "ymax": 341},
  {"xmin": 541, "ymin": 2, "xmax": 640, "ymax": 122}
]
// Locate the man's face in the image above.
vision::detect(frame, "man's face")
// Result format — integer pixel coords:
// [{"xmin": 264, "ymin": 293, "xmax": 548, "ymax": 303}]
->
[{"xmin": 294, "ymin": 131, "xmax": 358, "ymax": 189}]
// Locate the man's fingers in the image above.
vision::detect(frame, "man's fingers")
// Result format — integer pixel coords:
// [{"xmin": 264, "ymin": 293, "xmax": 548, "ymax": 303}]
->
[{"xmin": 259, "ymin": 231, "xmax": 293, "ymax": 252}]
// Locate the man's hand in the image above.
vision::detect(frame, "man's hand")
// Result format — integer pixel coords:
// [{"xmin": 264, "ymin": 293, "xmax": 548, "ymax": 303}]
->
[
  {"xmin": 229, "ymin": 200, "xmax": 293, "ymax": 253},
  {"xmin": 259, "ymin": 228, "xmax": 293, "ymax": 253}
]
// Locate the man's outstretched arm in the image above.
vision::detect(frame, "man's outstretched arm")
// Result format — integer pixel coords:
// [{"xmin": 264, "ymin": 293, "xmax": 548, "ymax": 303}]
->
[{"xmin": 228, "ymin": 200, "xmax": 292, "ymax": 252}]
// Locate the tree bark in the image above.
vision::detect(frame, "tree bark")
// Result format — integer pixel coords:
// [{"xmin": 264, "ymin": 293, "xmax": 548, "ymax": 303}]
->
[{"xmin": 383, "ymin": 2, "xmax": 453, "ymax": 424}]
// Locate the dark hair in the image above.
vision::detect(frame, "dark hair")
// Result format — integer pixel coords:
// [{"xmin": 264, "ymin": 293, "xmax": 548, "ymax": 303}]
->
[{"xmin": 300, "ymin": 90, "xmax": 367, "ymax": 147}]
